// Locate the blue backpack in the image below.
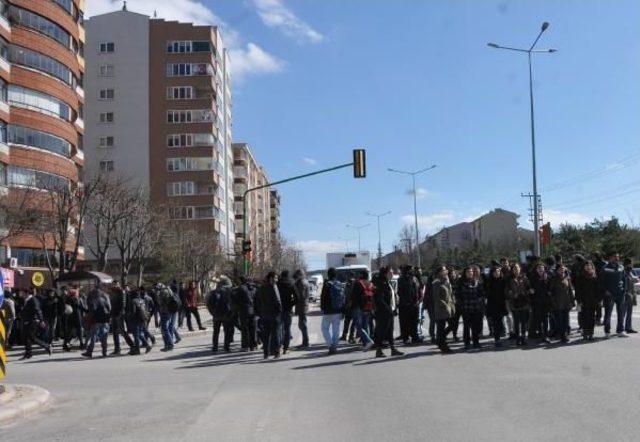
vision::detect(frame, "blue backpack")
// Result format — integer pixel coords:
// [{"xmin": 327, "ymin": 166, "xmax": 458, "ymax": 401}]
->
[{"xmin": 327, "ymin": 280, "xmax": 346, "ymax": 311}]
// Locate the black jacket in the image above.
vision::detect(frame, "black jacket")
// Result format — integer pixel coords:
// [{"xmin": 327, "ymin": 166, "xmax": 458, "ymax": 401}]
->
[
  {"xmin": 277, "ymin": 278, "xmax": 296, "ymax": 314},
  {"xmin": 484, "ymin": 276, "xmax": 507, "ymax": 317},
  {"xmin": 255, "ymin": 283, "xmax": 282, "ymax": 320},
  {"xmin": 397, "ymin": 274, "xmax": 420, "ymax": 307},
  {"xmin": 374, "ymin": 279, "xmax": 394, "ymax": 317},
  {"xmin": 233, "ymin": 283, "xmax": 255, "ymax": 317},
  {"xmin": 110, "ymin": 289, "xmax": 127, "ymax": 318},
  {"xmin": 21, "ymin": 295, "xmax": 44, "ymax": 323}
]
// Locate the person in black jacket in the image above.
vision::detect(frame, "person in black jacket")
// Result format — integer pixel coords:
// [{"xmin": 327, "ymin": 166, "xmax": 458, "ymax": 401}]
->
[
  {"xmin": 234, "ymin": 277, "xmax": 257, "ymax": 351},
  {"xmin": 373, "ymin": 267, "xmax": 403, "ymax": 358},
  {"xmin": 109, "ymin": 286, "xmax": 135, "ymax": 355},
  {"xmin": 255, "ymin": 272, "xmax": 282, "ymax": 359},
  {"xmin": 575, "ymin": 261, "xmax": 602, "ymax": 340},
  {"xmin": 397, "ymin": 265, "xmax": 422, "ymax": 344},
  {"xmin": 484, "ymin": 266, "xmax": 507, "ymax": 347},
  {"xmin": 277, "ymin": 270, "xmax": 296, "ymax": 354},
  {"xmin": 208, "ymin": 277, "xmax": 236, "ymax": 352},
  {"xmin": 20, "ymin": 289, "xmax": 52, "ymax": 359}
]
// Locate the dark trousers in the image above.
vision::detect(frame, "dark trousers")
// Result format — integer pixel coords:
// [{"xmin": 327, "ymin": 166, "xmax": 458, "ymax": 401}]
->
[
  {"xmin": 341, "ymin": 311, "xmax": 355, "ymax": 339},
  {"xmin": 554, "ymin": 310, "xmax": 570, "ymax": 339},
  {"xmin": 131, "ymin": 322, "xmax": 150, "ymax": 350},
  {"xmin": 582, "ymin": 304, "xmax": 598, "ymax": 336},
  {"xmin": 448, "ymin": 311, "xmax": 461, "ymax": 338},
  {"xmin": 23, "ymin": 322, "xmax": 48, "ymax": 356},
  {"xmin": 426, "ymin": 305, "xmax": 436, "ymax": 339},
  {"xmin": 212, "ymin": 319, "xmax": 234, "ymax": 351},
  {"xmin": 111, "ymin": 316, "xmax": 134, "ymax": 351},
  {"xmin": 239, "ymin": 315, "xmax": 257, "ymax": 349},
  {"xmin": 436, "ymin": 319, "xmax": 450, "ymax": 349},
  {"xmin": 399, "ymin": 305, "xmax": 420, "ymax": 341},
  {"xmin": 186, "ymin": 306, "xmax": 204, "ymax": 331},
  {"xmin": 530, "ymin": 305, "xmax": 548, "ymax": 338},
  {"xmin": 491, "ymin": 315, "xmax": 505, "ymax": 342},
  {"xmin": 261, "ymin": 316, "xmax": 282, "ymax": 357},
  {"xmin": 374, "ymin": 314, "xmax": 394, "ymax": 348},
  {"xmin": 63, "ymin": 312, "xmax": 84, "ymax": 348},
  {"xmin": 281, "ymin": 311, "xmax": 292, "ymax": 350},
  {"xmin": 603, "ymin": 296, "xmax": 626, "ymax": 334},
  {"xmin": 298, "ymin": 313, "xmax": 309, "ymax": 346},
  {"xmin": 513, "ymin": 310, "xmax": 529, "ymax": 339},
  {"xmin": 462, "ymin": 312, "xmax": 483, "ymax": 346}
]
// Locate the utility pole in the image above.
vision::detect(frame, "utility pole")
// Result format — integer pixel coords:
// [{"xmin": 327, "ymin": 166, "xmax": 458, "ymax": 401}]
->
[
  {"xmin": 366, "ymin": 210, "xmax": 391, "ymax": 269},
  {"xmin": 346, "ymin": 223, "xmax": 370, "ymax": 252}
]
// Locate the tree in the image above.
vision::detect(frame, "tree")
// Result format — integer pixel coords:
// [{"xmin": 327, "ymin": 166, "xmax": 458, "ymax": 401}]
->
[{"xmin": 0, "ymin": 187, "xmax": 37, "ymax": 246}]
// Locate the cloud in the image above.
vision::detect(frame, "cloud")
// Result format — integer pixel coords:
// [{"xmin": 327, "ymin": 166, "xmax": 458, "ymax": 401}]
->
[
  {"xmin": 254, "ymin": 0, "xmax": 323, "ymax": 43},
  {"xmin": 296, "ymin": 240, "xmax": 345, "ymax": 268},
  {"xmin": 401, "ymin": 211, "xmax": 456, "ymax": 233},
  {"xmin": 406, "ymin": 187, "xmax": 429, "ymax": 200},
  {"xmin": 543, "ymin": 210, "xmax": 592, "ymax": 228},
  {"xmin": 303, "ymin": 157, "xmax": 317, "ymax": 166},
  {"xmin": 87, "ymin": 0, "xmax": 283, "ymax": 81}
]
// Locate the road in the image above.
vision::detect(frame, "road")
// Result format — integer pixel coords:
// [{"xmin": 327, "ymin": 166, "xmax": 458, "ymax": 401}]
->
[{"xmin": 2, "ymin": 309, "xmax": 640, "ymax": 442}]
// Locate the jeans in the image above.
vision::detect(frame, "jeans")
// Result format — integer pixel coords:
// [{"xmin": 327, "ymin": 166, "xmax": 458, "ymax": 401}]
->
[
  {"xmin": 322, "ymin": 313, "xmax": 342, "ymax": 350},
  {"xmin": 160, "ymin": 312, "xmax": 176, "ymax": 349},
  {"xmin": 425, "ymin": 304, "xmax": 436, "ymax": 339},
  {"xmin": 261, "ymin": 316, "xmax": 282, "ymax": 358},
  {"xmin": 298, "ymin": 314, "xmax": 309, "ymax": 346},
  {"xmin": 86, "ymin": 322, "xmax": 110, "ymax": 356},
  {"xmin": 212, "ymin": 319, "xmax": 234, "ymax": 351},
  {"xmin": 281, "ymin": 311, "xmax": 292, "ymax": 350},
  {"xmin": 353, "ymin": 308, "xmax": 373, "ymax": 346},
  {"xmin": 173, "ymin": 313, "xmax": 182, "ymax": 342},
  {"xmin": 513, "ymin": 310, "xmax": 529, "ymax": 340},
  {"xmin": 554, "ymin": 309, "xmax": 570, "ymax": 339},
  {"xmin": 624, "ymin": 301, "xmax": 634, "ymax": 331},
  {"xmin": 603, "ymin": 296, "xmax": 626, "ymax": 334},
  {"xmin": 131, "ymin": 322, "xmax": 150, "ymax": 350},
  {"xmin": 239, "ymin": 315, "xmax": 257, "ymax": 349},
  {"xmin": 462, "ymin": 312, "xmax": 483, "ymax": 346}
]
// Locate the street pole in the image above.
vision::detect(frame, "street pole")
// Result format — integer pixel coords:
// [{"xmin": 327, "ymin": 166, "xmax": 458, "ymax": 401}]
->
[
  {"xmin": 346, "ymin": 223, "xmax": 370, "ymax": 252},
  {"xmin": 488, "ymin": 22, "xmax": 556, "ymax": 257},
  {"xmin": 367, "ymin": 210, "xmax": 391, "ymax": 269},
  {"xmin": 388, "ymin": 165, "xmax": 436, "ymax": 269}
]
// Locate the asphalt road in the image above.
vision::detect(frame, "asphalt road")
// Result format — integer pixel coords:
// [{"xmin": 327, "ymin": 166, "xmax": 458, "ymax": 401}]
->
[{"xmin": 2, "ymin": 309, "xmax": 640, "ymax": 442}]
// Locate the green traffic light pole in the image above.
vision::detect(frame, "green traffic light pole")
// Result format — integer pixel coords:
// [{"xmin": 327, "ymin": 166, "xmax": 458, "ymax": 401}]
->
[{"xmin": 242, "ymin": 160, "xmax": 359, "ymax": 276}]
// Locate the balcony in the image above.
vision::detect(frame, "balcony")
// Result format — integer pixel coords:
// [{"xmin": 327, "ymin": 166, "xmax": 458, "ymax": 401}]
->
[
  {"xmin": 0, "ymin": 56, "xmax": 9, "ymax": 74},
  {"xmin": 75, "ymin": 85, "xmax": 84, "ymax": 99},
  {"xmin": 75, "ymin": 117, "xmax": 84, "ymax": 130},
  {"xmin": 0, "ymin": 13, "xmax": 9, "ymax": 34}
]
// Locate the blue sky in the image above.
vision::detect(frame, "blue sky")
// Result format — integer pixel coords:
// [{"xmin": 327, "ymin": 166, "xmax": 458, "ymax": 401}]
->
[{"xmin": 90, "ymin": 1, "xmax": 640, "ymax": 269}]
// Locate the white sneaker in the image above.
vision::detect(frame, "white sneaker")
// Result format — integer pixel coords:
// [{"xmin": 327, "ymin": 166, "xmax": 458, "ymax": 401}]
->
[{"xmin": 363, "ymin": 341, "xmax": 374, "ymax": 352}]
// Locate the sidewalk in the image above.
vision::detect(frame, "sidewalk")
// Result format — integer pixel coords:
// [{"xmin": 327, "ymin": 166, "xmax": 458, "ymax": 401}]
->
[{"xmin": 0, "ymin": 384, "xmax": 51, "ymax": 426}]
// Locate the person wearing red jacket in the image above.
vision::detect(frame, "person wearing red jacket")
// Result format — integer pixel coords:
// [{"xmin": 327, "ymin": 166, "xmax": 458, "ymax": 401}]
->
[{"xmin": 185, "ymin": 281, "xmax": 207, "ymax": 331}]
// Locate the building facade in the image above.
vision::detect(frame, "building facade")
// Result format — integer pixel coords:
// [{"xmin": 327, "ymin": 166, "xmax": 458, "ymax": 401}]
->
[
  {"xmin": 232, "ymin": 142, "xmax": 279, "ymax": 265},
  {"xmin": 85, "ymin": 8, "xmax": 235, "ymax": 253},
  {"xmin": 0, "ymin": 0, "xmax": 86, "ymax": 285}
]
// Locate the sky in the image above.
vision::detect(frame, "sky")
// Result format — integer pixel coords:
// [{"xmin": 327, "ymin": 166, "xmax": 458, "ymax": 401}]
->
[{"xmin": 88, "ymin": 0, "xmax": 640, "ymax": 269}]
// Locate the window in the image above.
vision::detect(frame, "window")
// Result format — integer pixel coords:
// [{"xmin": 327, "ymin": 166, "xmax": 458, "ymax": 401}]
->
[
  {"xmin": 99, "ymin": 136, "xmax": 114, "ymax": 148},
  {"xmin": 167, "ymin": 134, "xmax": 193, "ymax": 148},
  {"xmin": 99, "ymin": 42, "xmax": 115, "ymax": 53},
  {"xmin": 192, "ymin": 41, "xmax": 212, "ymax": 52},
  {"xmin": 167, "ymin": 181, "xmax": 195, "ymax": 196},
  {"xmin": 0, "ymin": 121, "xmax": 6, "ymax": 144},
  {"xmin": 168, "ymin": 206, "xmax": 218, "ymax": 220},
  {"xmin": 167, "ymin": 41, "xmax": 192, "ymax": 53},
  {"xmin": 167, "ymin": 110, "xmax": 192, "ymax": 124},
  {"xmin": 99, "ymin": 89, "xmax": 114, "ymax": 100},
  {"xmin": 168, "ymin": 109, "xmax": 214, "ymax": 124},
  {"xmin": 99, "ymin": 112, "xmax": 114, "ymax": 123},
  {"xmin": 167, "ymin": 86, "xmax": 193, "ymax": 100},
  {"xmin": 52, "ymin": 0, "xmax": 73, "ymax": 15},
  {"xmin": 169, "ymin": 206, "xmax": 194, "ymax": 220},
  {"xmin": 8, "ymin": 45, "xmax": 72, "ymax": 84},
  {"xmin": 8, "ymin": 125, "xmax": 71, "ymax": 157},
  {"xmin": 166, "ymin": 63, "xmax": 213, "ymax": 77},
  {"xmin": 99, "ymin": 160, "xmax": 114, "ymax": 172},
  {"xmin": 193, "ymin": 133, "xmax": 215, "ymax": 146},
  {"xmin": 166, "ymin": 157, "xmax": 216, "ymax": 172},
  {"xmin": 9, "ymin": 7, "xmax": 71, "ymax": 47},
  {"xmin": 98, "ymin": 64, "xmax": 114, "ymax": 77},
  {"xmin": 12, "ymin": 247, "xmax": 54, "ymax": 267},
  {"xmin": 8, "ymin": 85, "xmax": 71, "ymax": 120},
  {"xmin": 8, "ymin": 165, "xmax": 68, "ymax": 190}
]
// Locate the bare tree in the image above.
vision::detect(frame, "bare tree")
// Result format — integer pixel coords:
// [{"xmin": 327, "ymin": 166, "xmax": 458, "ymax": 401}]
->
[{"xmin": 0, "ymin": 187, "xmax": 37, "ymax": 246}]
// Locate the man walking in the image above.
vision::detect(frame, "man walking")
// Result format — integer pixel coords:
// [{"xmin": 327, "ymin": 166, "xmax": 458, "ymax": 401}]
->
[
  {"xmin": 320, "ymin": 268, "xmax": 345, "ymax": 355},
  {"xmin": 208, "ymin": 277, "xmax": 235, "ymax": 352},
  {"xmin": 82, "ymin": 285, "xmax": 111, "ymax": 358},
  {"xmin": 157, "ymin": 283, "xmax": 181, "ymax": 352},
  {"xmin": 110, "ymin": 285, "xmax": 134, "ymax": 355},
  {"xmin": 293, "ymin": 269, "xmax": 310, "ymax": 349},
  {"xmin": 602, "ymin": 252, "xmax": 627, "ymax": 337},
  {"xmin": 185, "ymin": 281, "xmax": 207, "ymax": 331},
  {"xmin": 255, "ymin": 272, "xmax": 282, "ymax": 359},
  {"xmin": 351, "ymin": 269, "xmax": 375, "ymax": 351},
  {"xmin": 20, "ymin": 289, "xmax": 51, "ymax": 359},
  {"xmin": 234, "ymin": 276, "xmax": 257, "ymax": 351},
  {"xmin": 277, "ymin": 270, "xmax": 296, "ymax": 354},
  {"xmin": 398, "ymin": 265, "xmax": 422, "ymax": 344}
]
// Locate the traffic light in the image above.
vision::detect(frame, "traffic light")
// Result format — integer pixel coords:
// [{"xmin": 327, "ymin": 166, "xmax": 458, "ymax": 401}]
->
[
  {"xmin": 353, "ymin": 149, "xmax": 366, "ymax": 178},
  {"xmin": 541, "ymin": 223, "xmax": 552, "ymax": 246}
]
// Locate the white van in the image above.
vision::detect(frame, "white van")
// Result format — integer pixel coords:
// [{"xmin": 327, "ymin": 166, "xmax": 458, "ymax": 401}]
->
[{"xmin": 307, "ymin": 274, "xmax": 324, "ymax": 302}]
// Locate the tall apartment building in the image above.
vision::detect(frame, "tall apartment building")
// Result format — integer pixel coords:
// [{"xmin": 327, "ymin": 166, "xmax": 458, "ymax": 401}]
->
[
  {"xmin": 85, "ymin": 8, "xmax": 236, "ymax": 252},
  {"xmin": 0, "ymin": 0, "xmax": 86, "ymax": 285},
  {"xmin": 232, "ymin": 143, "xmax": 279, "ymax": 265}
]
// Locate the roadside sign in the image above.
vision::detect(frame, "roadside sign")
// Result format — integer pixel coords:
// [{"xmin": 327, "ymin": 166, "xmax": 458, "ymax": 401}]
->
[{"xmin": 32, "ymin": 271, "xmax": 45, "ymax": 287}]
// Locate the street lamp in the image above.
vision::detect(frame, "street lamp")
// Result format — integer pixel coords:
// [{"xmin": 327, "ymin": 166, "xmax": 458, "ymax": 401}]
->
[
  {"xmin": 487, "ymin": 21, "xmax": 557, "ymax": 257},
  {"xmin": 346, "ymin": 223, "xmax": 370, "ymax": 252},
  {"xmin": 388, "ymin": 165, "xmax": 437, "ymax": 268},
  {"xmin": 366, "ymin": 210, "xmax": 391, "ymax": 269}
]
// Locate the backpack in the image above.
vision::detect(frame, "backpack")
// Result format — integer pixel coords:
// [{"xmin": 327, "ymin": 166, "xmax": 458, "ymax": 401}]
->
[
  {"xmin": 359, "ymin": 280, "xmax": 375, "ymax": 312},
  {"xmin": 166, "ymin": 289, "xmax": 181, "ymax": 314},
  {"xmin": 132, "ymin": 297, "xmax": 149, "ymax": 323},
  {"xmin": 328, "ymin": 280, "xmax": 346, "ymax": 311},
  {"xmin": 93, "ymin": 295, "xmax": 111, "ymax": 323}
]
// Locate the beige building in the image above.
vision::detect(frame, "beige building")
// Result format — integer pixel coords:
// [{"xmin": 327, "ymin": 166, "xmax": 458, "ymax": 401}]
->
[{"xmin": 232, "ymin": 142, "xmax": 279, "ymax": 265}]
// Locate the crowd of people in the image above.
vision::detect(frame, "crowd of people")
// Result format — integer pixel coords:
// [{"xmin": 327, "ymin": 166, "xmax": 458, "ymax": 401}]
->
[{"xmin": 1, "ymin": 251, "xmax": 636, "ymax": 361}]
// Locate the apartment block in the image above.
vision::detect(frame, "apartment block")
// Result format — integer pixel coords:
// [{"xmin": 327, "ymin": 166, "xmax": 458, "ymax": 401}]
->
[
  {"xmin": 85, "ymin": 7, "xmax": 235, "ymax": 252},
  {"xmin": 0, "ymin": 0, "xmax": 86, "ymax": 285},
  {"xmin": 232, "ymin": 143, "xmax": 279, "ymax": 264}
]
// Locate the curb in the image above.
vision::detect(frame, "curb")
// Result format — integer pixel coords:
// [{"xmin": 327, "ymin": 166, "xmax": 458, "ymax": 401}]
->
[{"xmin": 0, "ymin": 384, "xmax": 51, "ymax": 426}]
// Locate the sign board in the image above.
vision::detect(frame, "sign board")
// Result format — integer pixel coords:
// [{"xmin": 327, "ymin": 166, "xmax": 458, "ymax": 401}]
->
[{"xmin": 32, "ymin": 271, "xmax": 45, "ymax": 287}]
